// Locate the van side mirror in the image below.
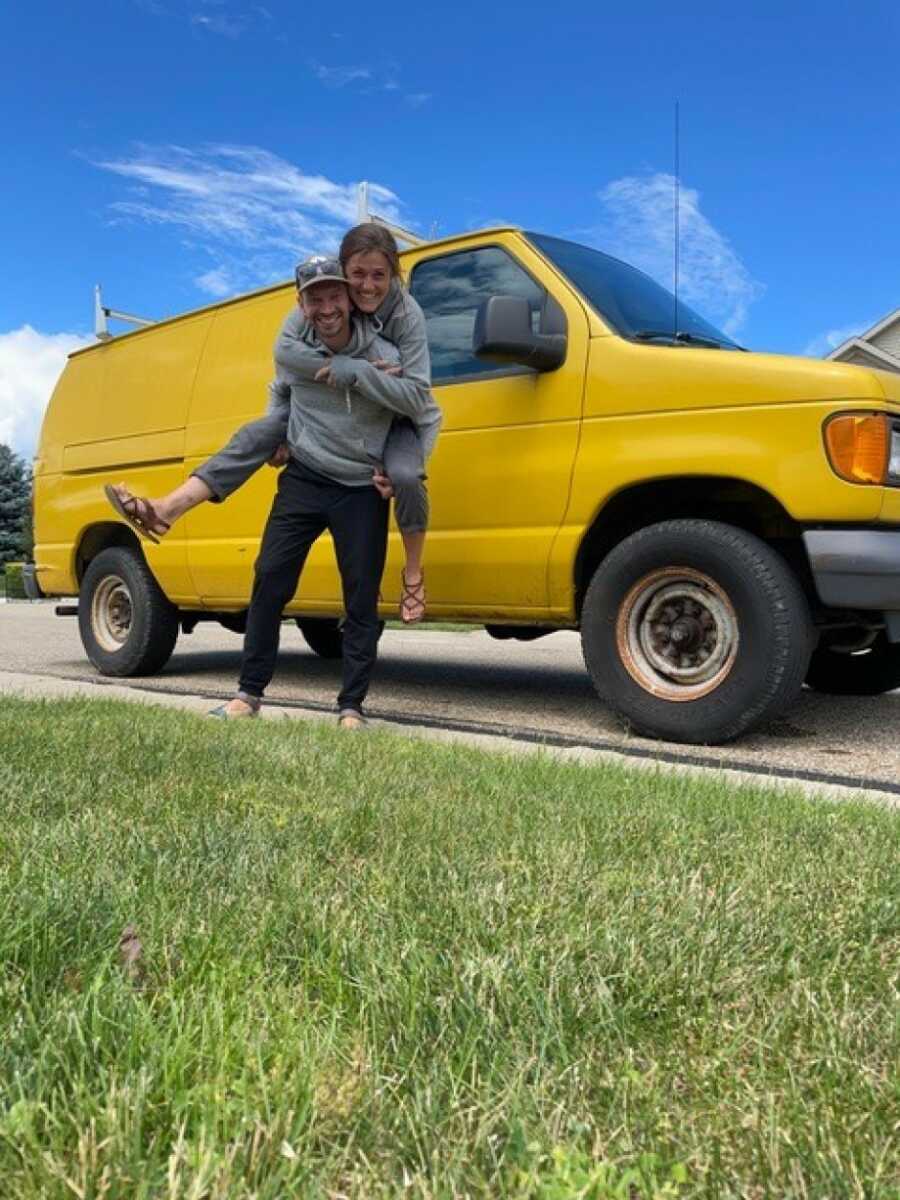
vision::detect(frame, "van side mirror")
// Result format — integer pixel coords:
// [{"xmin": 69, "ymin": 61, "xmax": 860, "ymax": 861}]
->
[{"xmin": 473, "ymin": 296, "xmax": 567, "ymax": 372}]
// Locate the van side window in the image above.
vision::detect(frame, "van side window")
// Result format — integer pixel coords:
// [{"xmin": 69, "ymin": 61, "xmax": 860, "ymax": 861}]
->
[{"xmin": 411, "ymin": 246, "xmax": 546, "ymax": 383}]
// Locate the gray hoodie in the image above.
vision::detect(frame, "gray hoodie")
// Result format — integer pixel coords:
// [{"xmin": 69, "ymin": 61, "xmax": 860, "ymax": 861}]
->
[
  {"xmin": 271, "ymin": 283, "xmax": 443, "ymax": 459},
  {"xmin": 277, "ymin": 317, "xmax": 421, "ymax": 487}
]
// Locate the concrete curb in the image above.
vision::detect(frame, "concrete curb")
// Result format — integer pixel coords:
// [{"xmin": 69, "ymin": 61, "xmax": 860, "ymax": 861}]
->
[{"xmin": 1, "ymin": 669, "xmax": 896, "ymax": 810}]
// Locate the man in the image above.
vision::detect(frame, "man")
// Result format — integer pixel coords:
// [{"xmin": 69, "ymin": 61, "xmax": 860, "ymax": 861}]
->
[{"xmin": 212, "ymin": 256, "xmax": 431, "ymax": 727}]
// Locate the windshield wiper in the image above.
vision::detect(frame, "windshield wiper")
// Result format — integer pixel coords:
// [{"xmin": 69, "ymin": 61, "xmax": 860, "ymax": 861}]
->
[{"xmin": 633, "ymin": 329, "xmax": 725, "ymax": 349}]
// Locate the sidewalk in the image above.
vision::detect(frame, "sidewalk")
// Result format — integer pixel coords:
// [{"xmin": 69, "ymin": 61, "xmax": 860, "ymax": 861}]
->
[{"xmin": 1, "ymin": 669, "xmax": 896, "ymax": 810}]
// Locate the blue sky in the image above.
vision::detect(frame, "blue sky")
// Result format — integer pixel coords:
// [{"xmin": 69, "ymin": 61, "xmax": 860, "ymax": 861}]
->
[{"xmin": 2, "ymin": 0, "xmax": 899, "ymax": 455}]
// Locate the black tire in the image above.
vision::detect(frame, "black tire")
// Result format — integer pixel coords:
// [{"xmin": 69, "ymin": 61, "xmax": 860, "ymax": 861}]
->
[
  {"xmin": 805, "ymin": 633, "xmax": 900, "ymax": 695},
  {"xmin": 581, "ymin": 520, "xmax": 814, "ymax": 744},
  {"xmin": 296, "ymin": 617, "xmax": 344, "ymax": 659},
  {"xmin": 296, "ymin": 617, "xmax": 386, "ymax": 659},
  {"xmin": 78, "ymin": 546, "xmax": 179, "ymax": 676},
  {"xmin": 217, "ymin": 611, "xmax": 248, "ymax": 635}
]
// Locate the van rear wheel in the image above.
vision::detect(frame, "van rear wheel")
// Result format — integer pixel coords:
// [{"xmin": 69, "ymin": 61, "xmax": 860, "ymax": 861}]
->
[
  {"xmin": 581, "ymin": 520, "xmax": 814, "ymax": 744},
  {"xmin": 79, "ymin": 546, "xmax": 179, "ymax": 676},
  {"xmin": 296, "ymin": 617, "xmax": 386, "ymax": 659},
  {"xmin": 296, "ymin": 618, "xmax": 344, "ymax": 659}
]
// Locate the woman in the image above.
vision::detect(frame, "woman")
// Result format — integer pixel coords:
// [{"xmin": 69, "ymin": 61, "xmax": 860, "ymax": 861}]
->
[{"xmin": 105, "ymin": 224, "xmax": 442, "ymax": 623}]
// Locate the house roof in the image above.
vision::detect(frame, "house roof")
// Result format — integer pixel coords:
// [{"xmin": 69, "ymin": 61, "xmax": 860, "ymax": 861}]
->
[
  {"xmin": 827, "ymin": 307, "xmax": 900, "ymax": 361},
  {"xmin": 828, "ymin": 337, "xmax": 900, "ymax": 371}
]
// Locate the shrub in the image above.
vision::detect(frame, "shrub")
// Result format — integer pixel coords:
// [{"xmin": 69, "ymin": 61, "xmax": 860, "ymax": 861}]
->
[{"xmin": 3, "ymin": 561, "xmax": 26, "ymax": 599}]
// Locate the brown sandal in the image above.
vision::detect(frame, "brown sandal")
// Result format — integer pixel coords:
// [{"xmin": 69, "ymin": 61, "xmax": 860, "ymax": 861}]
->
[
  {"xmin": 399, "ymin": 569, "xmax": 426, "ymax": 625},
  {"xmin": 104, "ymin": 484, "xmax": 170, "ymax": 544}
]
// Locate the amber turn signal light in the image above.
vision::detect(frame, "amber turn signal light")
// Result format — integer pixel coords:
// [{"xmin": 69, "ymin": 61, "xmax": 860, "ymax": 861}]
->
[{"xmin": 824, "ymin": 413, "xmax": 889, "ymax": 484}]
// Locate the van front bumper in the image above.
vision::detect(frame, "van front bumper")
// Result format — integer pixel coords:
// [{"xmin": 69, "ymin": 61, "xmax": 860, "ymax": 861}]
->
[{"xmin": 803, "ymin": 531, "xmax": 900, "ymax": 638}]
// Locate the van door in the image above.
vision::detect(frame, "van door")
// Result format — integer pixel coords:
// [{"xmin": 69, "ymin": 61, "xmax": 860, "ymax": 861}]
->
[{"xmin": 405, "ymin": 237, "xmax": 588, "ymax": 618}]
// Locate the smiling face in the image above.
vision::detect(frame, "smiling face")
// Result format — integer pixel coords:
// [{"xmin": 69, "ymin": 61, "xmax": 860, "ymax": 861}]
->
[
  {"xmin": 300, "ymin": 280, "xmax": 352, "ymax": 350},
  {"xmin": 344, "ymin": 249, "xmax": 393, "ymax": 314}
]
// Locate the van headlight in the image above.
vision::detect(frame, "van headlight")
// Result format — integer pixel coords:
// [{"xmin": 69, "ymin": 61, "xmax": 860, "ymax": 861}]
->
[
  {"xmin": 823, "ymin": 412, "xmax": 900, "ymax": 485},
  {"xmin": 890, "ymin": 420, "xmax": 900, "ymax": 481}
]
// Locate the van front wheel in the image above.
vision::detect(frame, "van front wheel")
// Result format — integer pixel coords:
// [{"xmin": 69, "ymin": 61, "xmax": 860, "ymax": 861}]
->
[
  {"xmin": 78, "ymin": 546, "xmax": 179, "ymax": 676},
  {"xmin": 581, "ymin": 520, "xmax": 813, "ymax": 744}
]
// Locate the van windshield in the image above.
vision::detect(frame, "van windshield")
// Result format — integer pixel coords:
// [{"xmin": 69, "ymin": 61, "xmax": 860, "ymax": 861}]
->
[{"xmin": 526, "ymin": 231, "xmax": 742, "ymax": 350}]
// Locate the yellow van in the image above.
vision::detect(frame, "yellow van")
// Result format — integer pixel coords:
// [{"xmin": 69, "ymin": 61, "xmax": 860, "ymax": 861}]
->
[{"xmin": 29, "ymin": 227, "xmax": 900, "ymax": 743}]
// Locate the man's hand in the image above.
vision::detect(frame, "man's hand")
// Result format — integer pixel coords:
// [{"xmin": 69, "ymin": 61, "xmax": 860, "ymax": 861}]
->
[
  {"xmin": 371, "ymin": 359, "xmax": 403, "ymax": 377},
  {"xmin": 267, "ymin": 443, "xmax": 290, "ymax": 468},
  {"xmin": 372, "ymin": 468, "xmax": 394, "ymax": 499},
  {"xmin": 314, "ymin": 364, "xmax": 333, "ymax": 385}
]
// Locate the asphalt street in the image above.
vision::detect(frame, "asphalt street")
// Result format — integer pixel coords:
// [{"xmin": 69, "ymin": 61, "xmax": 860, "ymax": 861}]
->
[{"xmin": 2, "ymin": 600, "xmax": 899, "ymax": 797}]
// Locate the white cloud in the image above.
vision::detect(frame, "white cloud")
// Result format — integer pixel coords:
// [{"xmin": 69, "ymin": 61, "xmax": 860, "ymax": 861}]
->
[
  {"xmin": 802, "ymin": 320, "xmax": 875, "ymax": 358},
  {"xmin": 93, "ymin": 143, "xmax": 407, "ymax": 296},
  {"xmin": 593, "ymin": 172, "xmax": 762, "ymax": 336},
  {"xmin": 190, "ymin": 11, "xmax": 245, "ymax": 37},
  {"xmin": 309, "ymin": 58, "xmax": 434, "ymax": 106},
  {"xmin": 0, "ymin": 326, "xmax": 93, "ymax": 459},
  {"xmin": 311, "ymin": 62, "xmax": 371, "ymax": 88},
  {"xmin": 194, "ymin": 266, "xmax": 236, "ymax": 297}
]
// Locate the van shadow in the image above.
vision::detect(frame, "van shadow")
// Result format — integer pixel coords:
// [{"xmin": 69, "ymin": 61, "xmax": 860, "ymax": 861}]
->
[
  {"xmin": 164, "ymin": 642, "xmax": 595, "ymax": 705},
  {"xmin": 157, "ymin": 638, "xmax": 900, "ymax": 756}
]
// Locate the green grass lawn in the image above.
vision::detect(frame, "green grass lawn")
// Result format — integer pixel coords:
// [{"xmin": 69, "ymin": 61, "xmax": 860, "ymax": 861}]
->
[{"xmin": 0, "ymin": 697, "xmax": 897, "ymax": 1199}]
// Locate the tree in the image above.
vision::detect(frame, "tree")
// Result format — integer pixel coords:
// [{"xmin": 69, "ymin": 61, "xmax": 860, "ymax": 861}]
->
[{"xmin": 0, "ymin": 444, "xmax": 32, "ymax": 568}]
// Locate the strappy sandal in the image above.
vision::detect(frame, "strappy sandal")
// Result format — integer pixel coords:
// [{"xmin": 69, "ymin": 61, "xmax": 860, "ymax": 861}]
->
[
  {"xmin": 209, "ymin": 691, "xmax": 262, "ymax": 719},
  {"xmin": 104, "ymin": 483, "xmax": 171, "ymax": 545},
  {"xmin": 337, "ymin": 708, "xmax": 367, "ymax": 730},
  {"xmin": 399, "ymin": 569, "xmax": 426, "ymax": 625}
]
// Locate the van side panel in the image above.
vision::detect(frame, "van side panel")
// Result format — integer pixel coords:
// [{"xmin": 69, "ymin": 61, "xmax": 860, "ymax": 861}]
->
[
  {"xmin": 33, "ymin": 315, "xmax": 213, "ymax": 599},
  {"xmin": 182, "ymin": 288, "xmax": 305, "ymax": 605},
  {"xmin": 549, "ymin": 401, "xmax": 885, "ymax": 614}
]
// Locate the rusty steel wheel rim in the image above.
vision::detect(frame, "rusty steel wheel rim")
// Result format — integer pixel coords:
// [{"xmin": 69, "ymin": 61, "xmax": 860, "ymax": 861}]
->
[
  {"xmin": 616, "ymin": 566, "xmax": 739, "ymax": 701},
  {"xmin": 91, "ymin": 574, "xmax": 133, "ymax": 652}
]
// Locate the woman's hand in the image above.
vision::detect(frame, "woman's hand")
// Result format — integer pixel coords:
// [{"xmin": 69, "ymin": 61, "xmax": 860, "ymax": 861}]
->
[
  {"xmin": 372, "ymin": 468, "xmax": 394, "ymax": 499},
  {"xmin": 371, "ymin": 359, "xmax": 403, "ymax": 377}
]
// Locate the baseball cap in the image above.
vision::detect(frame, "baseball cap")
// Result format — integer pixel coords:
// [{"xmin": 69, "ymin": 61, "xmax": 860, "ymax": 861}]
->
[{"xmin": 294, "ymin": 255, "xmax": 347, "ymax": 292}]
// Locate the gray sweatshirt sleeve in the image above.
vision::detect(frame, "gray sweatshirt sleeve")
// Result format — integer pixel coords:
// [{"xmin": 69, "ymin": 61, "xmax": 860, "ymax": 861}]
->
[
  {"xmin": 388, "ymin": 295, "xmax": 442, "ymax": 459},
  {"xmin": 265, "ymin": 375, "xmax": 291, "ymax": 423},
  {"xmin": 273, "ymin": 307, "xmax": 329, "ymax": 380},
  {"xmin": 326, "ymin": 297, "xmax": 434, "ymax": 418},
  {"xmin": 326, "ymin": 352, "xmax": 432, "ymax": 420},
  {"xmin": 389, "ymin": 299, "xmax": 432, "ymax": 397}
]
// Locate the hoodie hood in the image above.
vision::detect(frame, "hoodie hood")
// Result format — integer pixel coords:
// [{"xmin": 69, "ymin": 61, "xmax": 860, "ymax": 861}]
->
[{"xmin": 372, "ymin": 281, "xmax": 407, "ymax": 331}]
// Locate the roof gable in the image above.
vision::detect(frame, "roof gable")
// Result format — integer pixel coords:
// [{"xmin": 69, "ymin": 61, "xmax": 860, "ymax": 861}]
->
[
  {"xmin": 828, "ymin": 307, "xmax": 900, "ymax": 360},
  {"xmin": 829, "ymin": 337, "xmax": 900, "ymax": 372}
]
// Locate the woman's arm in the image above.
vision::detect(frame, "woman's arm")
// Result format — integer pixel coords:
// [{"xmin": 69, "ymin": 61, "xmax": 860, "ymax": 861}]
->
[
  {"xmin": 273, "ymin": 307, "xmax": 326, "ymax": 381},
  {"xmin": 387, "ymin": 297, "xmax": 431, "ymax": 393},
  {"xmin": 326, "ymin": 297, "xmax": 434, "ymax": 419},
  {"xmin": 325, "ymin": 349, "xmax": 433, "ymax": 420}
]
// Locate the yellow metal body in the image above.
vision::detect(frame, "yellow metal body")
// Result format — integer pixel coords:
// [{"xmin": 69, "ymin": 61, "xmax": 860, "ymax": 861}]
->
[{"xmin": 33, "ymin": 229, "xmax": 900, "ymax": 621}]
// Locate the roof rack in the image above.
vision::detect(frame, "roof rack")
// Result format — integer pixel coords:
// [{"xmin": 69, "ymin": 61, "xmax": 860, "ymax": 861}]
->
[
  {"xmin": 356, "ymin": 182, "xmax": 425, "ymax": 247},
  {"xmin": 93, "ymin": 181, "xmax": 424, "ymax": 339},
  {"xmin": 93, "ymin": 284, "xmax": 155, "ymax": 341}
]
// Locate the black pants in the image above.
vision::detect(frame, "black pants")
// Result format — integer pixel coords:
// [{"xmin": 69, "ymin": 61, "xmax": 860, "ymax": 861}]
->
[{"xmin": 238, "ymin": 458, "xmax": 389, "ymax": 712}]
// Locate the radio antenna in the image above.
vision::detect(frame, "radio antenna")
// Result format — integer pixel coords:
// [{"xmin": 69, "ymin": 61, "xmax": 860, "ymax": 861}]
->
[{"xmin": 673, "ymin": 99, "xmax": 680, "ymax": 337}]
